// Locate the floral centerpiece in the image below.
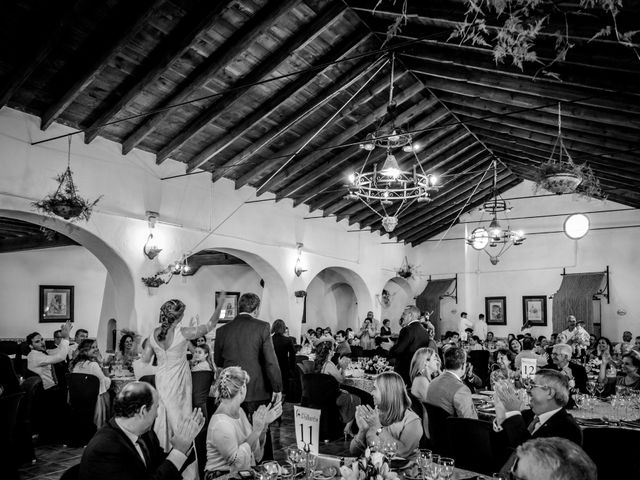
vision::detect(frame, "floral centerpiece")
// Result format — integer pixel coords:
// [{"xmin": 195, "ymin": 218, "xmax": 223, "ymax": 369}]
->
[{"xmin": 340, "ymin": 448, "xmax": 399, "ymax": 480}]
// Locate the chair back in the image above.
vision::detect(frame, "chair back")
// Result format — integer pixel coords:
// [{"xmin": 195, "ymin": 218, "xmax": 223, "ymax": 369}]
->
[
  {"xmin": 15, "ymin": 375, "xmax": 42, "ymax": 463},
  {"xmin": 300, "ymin": 373, "xmax": 342, "ymax": 441},
  {"xmin": 66, "ymin": 373, "xmax": 100, "ymax": 446},
  {"xmin": 139, "ymin": 374, "xmax": 156, "ymax": 387},
  {"xmin": 425, "ymin": 403, "xmax": 451, "ymax": 455},
  {"xmin": 301, "ymin": 359, "xmax": 315, "ymax": 374},
  {"xmin": 296, "ymin": 355, "xmax": 309, "ymax": 362},
  {"xmin": 349, "ymin": 346, "xmax": 363, "ymax": 358},
  {"xmin": 467, "ymin": 350, "xmax": 490, "ymax": 387},
  {"xmin": 582, "ymin": 427, "xmax": 640, "ymax": 479},
  {"xmin": 192, "ymin": 371, "xmax": 215, "ymax": 417},
  {"xmin": 0, "ymin": 391, "xmax": 24, "ymax": 480},
  {"xmin": 445, "ymin": 417, "xmax": 504, "ymax": 474},
  {"xmin": 409, "ymin": 393, "xmax": 430, "ymax": 449}
]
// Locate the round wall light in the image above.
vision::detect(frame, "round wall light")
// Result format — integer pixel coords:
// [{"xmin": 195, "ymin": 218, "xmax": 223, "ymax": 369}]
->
[{"xmin": 563, "ymin": 213, "xmax": 590, "ymax": 239}]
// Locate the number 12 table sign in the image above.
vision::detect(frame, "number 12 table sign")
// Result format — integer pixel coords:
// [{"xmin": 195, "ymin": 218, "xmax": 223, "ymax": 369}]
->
[
  {"xmin": 294, "ymin": 406, "xmax": 321, "ymax": 455},
  {"xmin": 521, "ymin": 358, "xmax": 537, "ymax": 379}
]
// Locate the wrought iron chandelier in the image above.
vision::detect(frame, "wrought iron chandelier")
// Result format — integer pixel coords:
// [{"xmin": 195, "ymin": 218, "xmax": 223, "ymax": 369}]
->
[
  {"xmin": 466, "ymin": 161, "xmax": 525, "ymax": 264},
  {"xmin": 346, "ymin": 54, "xmax": 438, "ymax": 233}
]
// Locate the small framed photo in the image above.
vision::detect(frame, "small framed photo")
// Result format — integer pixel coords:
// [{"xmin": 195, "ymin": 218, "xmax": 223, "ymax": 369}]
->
[
  {"xmin": 522, "ymin": 296, "xmax": 547, "ymax": 326},
  {"xmin": 216, "ymin": 291, "xmax": 240, "ymax": 323},
  {"xmin": 485, "ymin": 296, "xmax": 507, "ymax": 325},
  {"xmin": 39, "ymin": 285, "xmax": 74, "ymax": 323}
]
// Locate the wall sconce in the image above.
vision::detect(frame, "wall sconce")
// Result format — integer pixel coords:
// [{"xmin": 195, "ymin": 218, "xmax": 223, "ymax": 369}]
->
[
  {"xmin": 294, "ymin": 242, "xmax": 307, "ymax": 277},
  {"xmin": 143, "ymin": 211, "xmax": 162, "ymax": 260}
]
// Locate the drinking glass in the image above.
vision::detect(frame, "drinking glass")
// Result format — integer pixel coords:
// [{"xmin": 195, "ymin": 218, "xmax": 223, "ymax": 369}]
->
[
  {"xmin": 586, "ymin": 380, "xmax": 596, "ymax": 397},
  {"xmin": 287, "ymin": 446, "xmax": 303, "ymax": 465},
  {"xmin": 383, "ymin": 441, "xmax": 398, "ymax": 459},
  {"xmin": 260, "ymin": 461, "xmax": 280, "ymax": 480},
  {"xmin": 280, "ymin": 463, "xmax": 295, "ymax": 480},
  {"xmin": 438, "ymin": 457, "xmax": 455, "ymax": 480},
  {"xmin": 368, "ymin": 438, "xmax": 380, "ymax": 452},
  {"xmin": 427, "ymin": 454, "xmax": 441, "ymax": 480},
  {"xmin": 416, "ymin": 449, "xmax": 432, "ymax": 480},
  {"xmin": 306, "ymin": 454, "xmax": 318, "ymax": 478}
]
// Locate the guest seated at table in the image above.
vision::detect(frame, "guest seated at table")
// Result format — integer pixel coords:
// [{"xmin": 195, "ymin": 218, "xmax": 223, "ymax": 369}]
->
[
  {"xmin": 71, "ymin": 339, "xmax": 112, "ymax": 427},
  {"xmin": 346, "ymin": 328, "xmax": 356, "ymax": 345},
  {"xmin": 511, "ymin": 437, "xmax": 596, "ymax": 480},
  {"xmin": 467, "ymin": 335, "xmax": 484, "ymax": 351},
  {"xmin": 380, "ymin": 319, "xmax": 392, "ymax": 339},
  {"xmin": 548, "ymin": 344, "xmax": 588, "ymax": 394},
  {"xmin": 410, "ymin": 348, "xmax": 440, "ymax": 438},
  {"xmin": 613, "ymin": 330, "xmax": 634, "ymax": 356},
  {"xmin": 335, "ymin": 330, "xmax": 352, "ymax": 357},
  {"xmin": 205, "ymin": 367, "xmax": 281, "ymax": 476},
  {"xmin": 358, "ymin": 318, "xmax": 377, "ymax": 351},
  {"xmin": 115, "ymin": 333, "xmax": 139, "ymax": 373},
  {"xmin": 350, "ymin": 371, "xmax": 422, "ymax": 459},
  {"xmin": 597, "ymin": 351, "xmax": 640, "ymax": 396},
  {"xmin": 585, "ymin": 334, "xmax": 597, "ymax": 358},
  {"xmin": 515, "ymin": 337, "xmax": 548, "ymax": 370},
  {"xmin": 425, "ymin": 346, "xmax": 477, "ymax": 419},
  {"xmin": 493, "ymin": 370, "xmax": 582, "ymax": 467},
  {"xmin": 191, "ymin": 344, "xmax": 215, "ymax": 372},
  {"xmin": 301, "ymin": 329, "xmax": 316, "ymax": 347},
  {"xmin": 509, "ymin": 338, "xmax": 522, "ymax": 356},
  {"xmin": 587, "ymin": 336, "xmax": 612, "ymax": 362},
  {"xmin": 314, "ymin": 341, "xmax": 360, "ymax": 434},
  {"xmin": 490, "ymin": 349, "xmax": 519, "ymax": 390}
]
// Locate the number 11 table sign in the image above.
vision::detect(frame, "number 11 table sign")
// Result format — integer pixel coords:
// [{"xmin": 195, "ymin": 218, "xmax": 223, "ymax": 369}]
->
[{"xmin": 294, "ymin": 406, "xmax": 321, "ymax": 455}]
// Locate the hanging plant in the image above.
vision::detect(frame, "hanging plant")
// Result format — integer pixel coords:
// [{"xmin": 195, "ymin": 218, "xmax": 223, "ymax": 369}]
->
[
  {"xmin": 396, "ymin": 256, "xmax": 417, "ymax": 279},
  {"xmin": 32, "ymin": 138, "xmax": 101, "ymax": 222},
  {"xmin": 141, "ymin": 274, "xmax": 166, "ymax": 288},
  {"xmin": 294, "ymin": 290, "xmax": 307, "ymax": 298}
]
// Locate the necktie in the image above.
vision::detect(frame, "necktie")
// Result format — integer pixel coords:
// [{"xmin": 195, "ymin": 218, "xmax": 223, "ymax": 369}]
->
[
  {"xmin": 527, "ymin": 415, "xmax": 540, "ymax": 434},
  {"xmin": 136, "ymin": 437, "xmax": 151, "ymax": 467}
]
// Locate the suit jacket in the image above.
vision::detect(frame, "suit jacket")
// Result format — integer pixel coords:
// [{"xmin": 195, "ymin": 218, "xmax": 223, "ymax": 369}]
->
[
  {"xmin": 548, "ymin": 361, "xmax": 588, "ymax": 394},
  {"xmin": 214, "ymin": 313, "xmax": 283, "ymax": 402},
  {"xmin": 272, "ymin": 333, "xmax": 296, "ymax": 384},
  {"xmin": 389, "ymin": 321, "xmax": 430, "ymax": 385},
  {"xmin": 501, "ymin": 408, "xmax": 582, "ymax": 451},
  {"xmin": 425, "ymin": 371, "xmax": 477, "ymax": 419},
  {"xmin": 79, "ymin": 418, "xmax": 180, "ymax": 480}
]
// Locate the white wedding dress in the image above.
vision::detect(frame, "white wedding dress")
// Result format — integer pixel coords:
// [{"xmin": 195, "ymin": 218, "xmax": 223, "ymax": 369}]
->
[{"xmin": 150, "ymin": 327, "xmax": 197, "ymax": 479}]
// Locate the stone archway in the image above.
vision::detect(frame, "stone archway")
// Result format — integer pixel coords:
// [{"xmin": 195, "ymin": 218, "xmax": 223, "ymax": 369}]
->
[
  {"xmin": 305, "ymin": 266, "xmax": 373, "ymax": 332},
  {"xmin": 0, "ymin": 209, "xmax": 136, "ymax": 351}
]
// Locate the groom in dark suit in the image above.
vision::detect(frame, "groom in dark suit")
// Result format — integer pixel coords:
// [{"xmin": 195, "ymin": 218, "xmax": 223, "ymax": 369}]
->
[
  {"xmin": 389, "ymin": 305, "xmax": 430, "ymax": 385},
  {"xmin": 79, "ymin": 382, "xmax": 204, "ymax": 480},
  {"xmin": 214, "ymin": 292, "xmax": 282, "ymax": 459}
]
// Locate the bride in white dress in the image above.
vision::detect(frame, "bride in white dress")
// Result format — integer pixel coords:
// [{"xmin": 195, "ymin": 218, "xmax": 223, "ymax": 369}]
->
[{"xmin": 142, "ymin": 293, "xmax": 225, "ymax": 480}]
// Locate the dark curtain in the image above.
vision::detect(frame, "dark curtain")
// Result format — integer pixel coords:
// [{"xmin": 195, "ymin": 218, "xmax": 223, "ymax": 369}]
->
[
  {"xmin": 416, "ymin": 278, "xmax": 455, "ymax": 338},
  {"xmin": 552, "ymin": 272, "xmax": 605, "ymax": 333}
]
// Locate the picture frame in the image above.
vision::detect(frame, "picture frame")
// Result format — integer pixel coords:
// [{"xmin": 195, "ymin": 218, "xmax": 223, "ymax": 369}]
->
[
  {"xmin": 39, "ymin": 285, "xmax": 74, "ymax": 323},
  {"xmin": 485, "ymin": 296, "xmax": 507, "ymax": 325},
  {"xmin": 522, "ymin": 296, "xmax": 548, "ymax": 326},
  {"xmin": 216, "ymin": 291, "xmax": 240, "ymax": 323}
]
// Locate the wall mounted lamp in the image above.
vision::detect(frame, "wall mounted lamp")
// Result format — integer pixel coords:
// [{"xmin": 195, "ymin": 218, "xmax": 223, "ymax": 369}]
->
[
  {"xmin": 294, "ymin": 242, "xmax": 307, "ymax": 277},
  {"xmin": 143, "ymin": 211, "xmax": 163, "ymax": 260}
]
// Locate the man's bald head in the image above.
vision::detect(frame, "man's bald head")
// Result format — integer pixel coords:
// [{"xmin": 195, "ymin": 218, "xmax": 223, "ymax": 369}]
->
[{"xmin": 114, "ymin": 381, "xmax": 156, "ymax": 418}]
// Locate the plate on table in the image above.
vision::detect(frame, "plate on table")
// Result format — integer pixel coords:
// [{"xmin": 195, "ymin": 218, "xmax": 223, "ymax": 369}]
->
[
  {"xmin": 472, "ymin": 393, "xmax": 489, "ymax": 401},
  {"xmin": 313, "ymin": 467, "xmax": 338, "ymax": 480},
  {"xmin": 389, "ymin": 457, "xmax": 410, "ymax": 470},
  {"xmin": 478, "ymin": 390, "xmax": 494, "ymax": 396},
  {"xmin": 575, "ymin": 418, "xmax": 606, "ymax": 426},
  {"xmin": 401, "ymin": 463, "xmax": 421, "ymax": 480}
]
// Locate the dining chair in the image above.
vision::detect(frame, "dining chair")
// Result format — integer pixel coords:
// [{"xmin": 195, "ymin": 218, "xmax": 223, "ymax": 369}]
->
[
  {"xmin": 66, "ymin": 373, "xmax": 100, "ymax": 446},
  {"xmin": 582, "ymin": 427, "xmax": 640, "ymax": 479},
  {"xmin": 445, "ymin": 417, "xmax": 507, "ymax": 474}
]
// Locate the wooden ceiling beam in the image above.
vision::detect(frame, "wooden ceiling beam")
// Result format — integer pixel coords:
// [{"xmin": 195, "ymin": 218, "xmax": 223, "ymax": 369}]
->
[
  {"xmin": 356, "ymin": 150, "xmax": 494, "ymax": 230},
  {"xmin": 121, "ymin": 0, "xmax": 299, "ymax": 155},
  {"xmin": 40, "ymin": 0, "xmax": 163, "ymax": 131},
  {"xmin": 84, "ymin": 0, "xmax": 229, "ymax": 145},
  {"xmin": 0, "ymin": 235, "xmax": 78, "ymax": 254},
  {"xmin": 153, "ymin": 2, "xmax": 346, "ymax": 164},
  {"xmin": 433, "ymin": 91, "xmax": 640, "ymax": 145},
  {"xmin": 0, "ymin": 1, "xmax": 81, "ymax": 109},
  {"xmin": 410, "ymin": 64, "xmax": 640, "ymax": 122},
  {"xmin": 277, "ymin": 101, "xmax": 448, "ymax": 201},
  {"xmin": 409, "ymin": 177, "xmax": 523, "ymax": 245},
  {"xmin": 235, "ymin": 80, "xmax": 424, "ymax": 190},
  {"xmin": 207, "ymin": 32, "xmax": 374, "ymax": 181}
]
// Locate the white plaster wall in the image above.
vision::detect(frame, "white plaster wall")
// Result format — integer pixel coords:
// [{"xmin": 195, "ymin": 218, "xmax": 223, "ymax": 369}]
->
[
  {"xmin": 306, "ymin": 270, "xmax": 359, "ymax": 332},
  {"xmin": 0, "ymin": 246, "xmax": 107, "ymax": 338},
  {"xmin": 413, "ymin": 182, "xmax": 640, "ymax": 341},
  {"xmin": 0, "ymin": 109, "xmax": 409, "ymax": 342}
]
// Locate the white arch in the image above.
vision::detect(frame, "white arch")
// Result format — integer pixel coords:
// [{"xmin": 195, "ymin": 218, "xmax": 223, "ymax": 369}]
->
[
  {"xmin": 379, "ymin": 276, "xmax": 414, "ymax": 324},
  {"xmin": 0, "ymin": 209, "xmax": 136, "ymax": 346},
  {"xmin": 205, "ymin": 247, "xmax": 290, "ymax": 322}
]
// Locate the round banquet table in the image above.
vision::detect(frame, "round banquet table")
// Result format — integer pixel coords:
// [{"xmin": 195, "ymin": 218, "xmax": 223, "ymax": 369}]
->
[{"xmin": 342, "ymin": 375, "xmax": 375, "ymax": 393}]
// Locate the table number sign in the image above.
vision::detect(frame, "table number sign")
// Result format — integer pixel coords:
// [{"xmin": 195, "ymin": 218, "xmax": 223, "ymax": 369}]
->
[
  {"xmin": 521, "ymin": 358, "xmax": 537, "ymax": 379},
  {"xmin": 294, "ymin": 406, "xmax": 320, "ymax": 455}
]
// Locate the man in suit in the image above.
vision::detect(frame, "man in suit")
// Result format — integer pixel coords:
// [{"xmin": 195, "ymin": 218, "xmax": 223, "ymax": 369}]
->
[
  {"xmin": 493, "ymin": 369, "xmax": 582, "ymax": 471},
  {"xmin": 512, "ymin": 437, "xmax": 596, "ymax": 480},
  {"xmin": 79, "ymin": 381, "xmax": 204, "ymax": 480},
  {"xmin": 425, "ymin": 346, "xmax": 477, "ymax": 418},
  {"xmin": 389, "ymin": 305, "xmax": 430, "ymax": 385},
  {"xmin": 214, "ymin": 292, "xmax": 282, "ymax": 459},
  {"xmin": 548, "ymin": 343, "xmax": 588, "ymax": 394}
]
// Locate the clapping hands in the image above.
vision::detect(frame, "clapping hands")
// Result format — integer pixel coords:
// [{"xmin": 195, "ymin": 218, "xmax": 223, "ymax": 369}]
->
[
  {"xmin": 253, "ymin": 401, "xmax": 283, "ymax": 432},
  {"xmin": 171, "ymin": 408, "xmax": 206, "ymax": 455},
  {"xmin": 354, "ymin": 405, "xmax": 380, "ymax": 433},
  {"xmin": 493, "ymin": 380, "xmax": 524, "ymax": 424}
]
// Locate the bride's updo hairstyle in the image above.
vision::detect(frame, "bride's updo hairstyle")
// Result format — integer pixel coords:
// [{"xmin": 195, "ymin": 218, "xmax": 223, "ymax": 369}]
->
[
  {"xmin": 213, "ymin": 366, "xmax": 250, "ymax": 402},
  {"xmin": 158, "ymin": 299, "xmax": 186, "ymax": 341}
]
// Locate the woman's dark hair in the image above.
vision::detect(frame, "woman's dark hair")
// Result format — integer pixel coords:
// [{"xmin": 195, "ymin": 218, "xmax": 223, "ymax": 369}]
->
[
  {"xmin": 158, "ymin": 299, "xmax": 186, "ymax": 341},
  {"xmin": 596, "ymin": 336, "xmax": 612, "ymax": 354},
  {"xmin": 622, "ymin": 352, "xmax": 640, "ymax": 370},
  {"xmin": 119, "ymin": 334, "xmax": 134, "ymax": 354},
  {"xmin": 313, "ymin": 341, "xmax": 334, "ymax": 373},
  {"xmin": 507, "ymin": 333, "xmax": 516, "ymax": 343},
  {"xmin": 271, "ymin": 318, "xmax": 286, "ymax": 335},
  {"xmin": 495, "ymin": 348, "xmax": 516, "ymax": 371},
  {"xmin": 71, "ymin": 339, "xmax": 97, "ymax": 370}
]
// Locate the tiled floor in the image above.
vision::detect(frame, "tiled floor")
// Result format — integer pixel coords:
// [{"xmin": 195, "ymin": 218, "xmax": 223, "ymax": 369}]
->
[{"xmin": 18, "ymin": 403, "xmax": 351, "ymax": 479}]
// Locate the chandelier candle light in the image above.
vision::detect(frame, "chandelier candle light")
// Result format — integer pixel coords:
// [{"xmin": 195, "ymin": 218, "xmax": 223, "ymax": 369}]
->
[
  {"xmin": 466, "ymin": 161, "xmax": 525, "ymax": 265},
  {"xmin": 346, "ymin": 54, "xmax": 438, "ymax": 233}
]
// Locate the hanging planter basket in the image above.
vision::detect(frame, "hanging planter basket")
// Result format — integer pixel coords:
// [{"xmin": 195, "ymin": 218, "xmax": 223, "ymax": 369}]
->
[{"xmin": 542, "ymin": 172, "xmax": 583, "ymax": 195}]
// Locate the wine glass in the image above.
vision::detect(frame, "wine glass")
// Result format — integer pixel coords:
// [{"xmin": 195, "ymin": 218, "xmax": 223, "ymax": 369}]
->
[
  {"xmin": 383, "ymin": 441, "xmax": 398, "ymax": 459},
  {"xmin": 287, "ymin": 446, "xmax": 303, "ymax": 466},
  {"xmin": 427, "ymin": 454, "xmax": 441, "ymax": 480},
  {"xmin": 439, "ymin": 457, "xmax": 455, "ymax": 480},
  {"xmin": 260, "ymin": 461, "xmax": 280, "ymax": 480},
  {"xmin": 306, "ymin": 454, "xmax": 318, "ymax": 479},
  {"xmin": 280, "ymin": 463, "xmax": 295, "ymax": 480},
  {"xmin": 586, "ymin": 380, "xmax": 596, "ymax": 396},
  {"xmin": 416, "ymin": 449, "xmax": 432, "ymax": 480},
  {"xmin": 595, "ymin": 382, "xmax": 606, "ymax": 398}
]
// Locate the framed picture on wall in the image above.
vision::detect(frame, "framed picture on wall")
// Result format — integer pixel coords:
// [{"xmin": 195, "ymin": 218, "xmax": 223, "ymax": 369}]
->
[
  {"xmin": 485, "ymin": 296, "xmax": 507, "ymax": 325},
  {"xmin": 216, "ymin": 291, "xmax": 240, "ymax": 323},
  {"xmin": 522, "ymin": 296, "xmax": 547, "ymax": 326},
  {"xmin": 39, "ymin": 285, "xmax": 74, "ymax": 323}
]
